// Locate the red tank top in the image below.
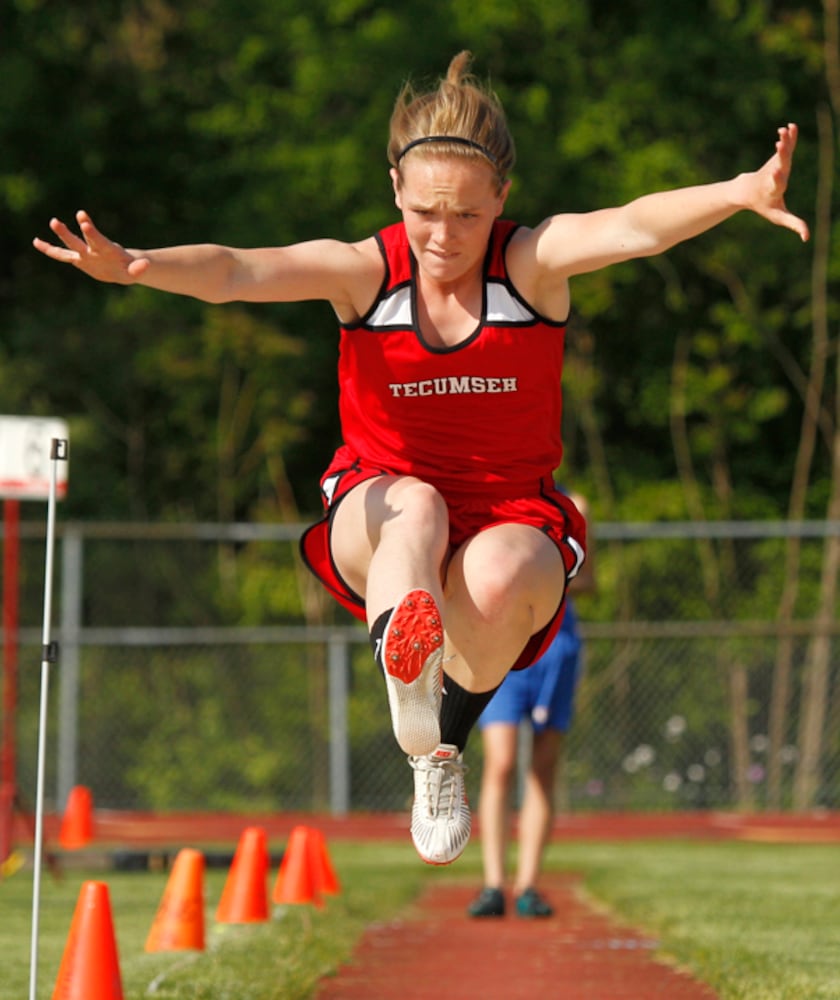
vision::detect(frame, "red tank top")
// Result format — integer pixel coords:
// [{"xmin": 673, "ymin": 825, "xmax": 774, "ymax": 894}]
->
[{"xmin": 337, "ymin": 219, "xmax": 566, "ymax": 498}]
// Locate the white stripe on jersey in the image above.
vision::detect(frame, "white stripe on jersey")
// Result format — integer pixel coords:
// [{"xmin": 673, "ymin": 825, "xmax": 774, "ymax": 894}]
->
[
  {"xmin": 368, "ymin": 286, "xmax": 412, "ymax": 327},
  {"xmin": 486, "ymin": 281, "xmax": 535, "ymax": 323},
  {"xmin": 368, "ymin": 281, "xmax": 535, "ymax": 329}
]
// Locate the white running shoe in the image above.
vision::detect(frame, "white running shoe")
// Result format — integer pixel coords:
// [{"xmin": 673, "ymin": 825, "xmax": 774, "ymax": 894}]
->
[
  {"xmin": 408, "ymin": 744, "xmax": 471, "ymax": 865},
  {"xmin": 379, "ymin": 589, "xmax": 444, "ymax": 756}
]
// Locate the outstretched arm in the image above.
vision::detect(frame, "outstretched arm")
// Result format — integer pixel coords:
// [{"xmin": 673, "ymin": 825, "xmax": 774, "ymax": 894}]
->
[
  {"xmin": 527, "ymin": 123, "xmax": 809, "ymax": 282},
  {"xmin": 33, "ymin": 210, "xmax": 381, "ymax": 311}
]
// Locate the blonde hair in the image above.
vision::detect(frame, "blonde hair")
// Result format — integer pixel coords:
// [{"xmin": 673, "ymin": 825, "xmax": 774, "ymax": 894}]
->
[{"xmin": 388, "ymin": 51, "xmax": 515, "ymax": 189}]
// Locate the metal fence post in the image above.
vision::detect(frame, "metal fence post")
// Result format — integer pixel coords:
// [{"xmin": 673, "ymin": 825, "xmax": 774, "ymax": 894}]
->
[
  {"xmin": 328, "ymin": 635, "xmax": 350, "ymax": 815},
  {"xmin": 57, "ymin": 526, "xmax": 83, "ymax": 809}
]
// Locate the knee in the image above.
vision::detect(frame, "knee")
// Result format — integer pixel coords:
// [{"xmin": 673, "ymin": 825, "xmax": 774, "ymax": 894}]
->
[
  {"xmin": 465, "ymin": 544, "xmax": 563, "ymax": 631},
  {"xmin": 531, "ymin": 733, "xmax": 562, "ymax": 784},
  {"xmin": 384, "ymin": 480, "xmax": 448, "ymax": 539},
  {"xmin": 483, "ymin": 749, "xmax": 517, "ymax": 785},
  {"xmin": 466, "ymin": 550, "xmax": 530, "ymax": 622}
]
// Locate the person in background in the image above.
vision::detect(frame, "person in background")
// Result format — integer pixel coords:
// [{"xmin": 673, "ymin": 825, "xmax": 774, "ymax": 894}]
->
[
  {"xmin": 468, "ymin": 492, "xmax": 593, "ymax": 918},
  {"xmin": 33, "ymin": 52, "xmax": 807, "ymax": 867}
]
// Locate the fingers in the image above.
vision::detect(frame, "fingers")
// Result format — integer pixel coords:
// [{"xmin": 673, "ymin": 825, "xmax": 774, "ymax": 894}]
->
[
  {"xmin": 766, "ymin": 204, "xmax": 809, "ymax": 242},
  {"xmin": 778, "ymin": 123, "xmax": 808, "ymax": 242},
  {"xmin": 34, "ymin": 209, "xmax": 98, "ymax": 249},
  {"xmin": 49, "ymin": 215, "xmax": 88, "ymax": 254},
  {"xmin": 75, "ymin": 209, "xmax": 103, "ymax": 243},
  {"xmin": 783, "ymin": 211, "xmax": 810, "ymax": 243},
  {"xmin": 32, "ymin": 212, "xmax": 90, "ymax": 262},
  {"xmin": 771, "ymin": 125, "xmax": 796, "ymax": 183},
  {"xmin": 767, "ymin": 123, "xmax": 808, "ymax": 242},
  {"xmin": 33, "ymin": 209, "xmax": 134, "ymax": 272},
  {"xmin": 127, "ymin": 257, "xmax": 151, "ymax": 278},
  {"xmin": 776, "ymin": 122, "xmax": 798, "ymax": 154},
  {"xmin": 31, "ymin": 235, "xmax": 78, "ymax": 263}
]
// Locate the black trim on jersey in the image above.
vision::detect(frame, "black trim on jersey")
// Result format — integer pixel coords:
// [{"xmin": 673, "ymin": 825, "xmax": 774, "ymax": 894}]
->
[
  {"xmin": 299, "ymin": 456, "xmax": 393, "ymax": 615},
  {"xmin": 365, "ymin": 278, "xmax": 416, "ymax": 333},
  {"xmin": 299, "ymin": 523, "xmax": 366, "ymax": 614},
  {"xmin": 539, "ymin": 477, "xmax": 572, "ymax": 522},
  {"xmin": 498, "ymin": 223, "xmax": 570, "ymax": 328},
  {"xmin": 405, "ymin": 222, "xmax": 528, "ymax": 354},
  {"xmin": 342, "ymin": 220, "xmax": 568, "ymax": 344},
  {"xmin": 340, "ymin": 230, "xmax": 394, "ymax": 332},
  {"xmin": 405, "ymin": 243, "xmax": 488, "ymax": 354}
]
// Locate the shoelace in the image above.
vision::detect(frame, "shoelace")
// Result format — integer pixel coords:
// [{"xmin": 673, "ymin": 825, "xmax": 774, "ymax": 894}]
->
[{"xmin": 410, "ymin": 756, "xmax": 466, "ymax": 819}]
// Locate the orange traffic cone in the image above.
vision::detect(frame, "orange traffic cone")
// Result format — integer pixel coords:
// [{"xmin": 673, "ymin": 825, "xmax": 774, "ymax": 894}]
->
[
  {"xmin": 59, "ymin": 786, "xmax": 94, "ymax": 850},
  {"xmin": 145, "ymin": 848, "xmax": 205, "ymax": 952},
  {"xmin": 272, "ymin": 825, "xmax": 318, "ymax": 906},
  {"xmin": 52, "ymin": 881, "xmax": 123, "ymax": 1000},
  {"xmin": 215, "ymin": 827, "xmax": 269, "ymax": 923},
  {"xmin": 309, "ymin": 827, "xmax": 341, "ymax": 897}
]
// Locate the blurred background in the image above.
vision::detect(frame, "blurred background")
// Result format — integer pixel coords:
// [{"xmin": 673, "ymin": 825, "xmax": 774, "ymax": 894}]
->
[{"xmin": 2, "ymin": 0, "xmax": 837, "ymax": 820}]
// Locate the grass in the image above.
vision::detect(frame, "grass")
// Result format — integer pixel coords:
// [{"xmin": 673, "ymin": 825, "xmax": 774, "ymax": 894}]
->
[
  {"xmin": 0, "ymin": 842, "xmax": 425, "ymax": 1000},
  {"xmin": 548, "ymin": 839, "xmax": 840, "ymax": 1000},
  {"xmin": 1, "ymin": 837, "xmax": 838, "ymax": 999}
]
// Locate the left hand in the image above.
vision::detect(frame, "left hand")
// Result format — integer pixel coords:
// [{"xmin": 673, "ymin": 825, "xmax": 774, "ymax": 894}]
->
[{"xmin": 745, "ymin": 124, "xmax": 809, "ymax": 242}]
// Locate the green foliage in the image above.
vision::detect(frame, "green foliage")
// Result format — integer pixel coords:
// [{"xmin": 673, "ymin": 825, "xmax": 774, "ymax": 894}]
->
[
  {"xmin": 4, "ymin": 0, "xmax": 831, "ymax": 524},
  {"xmin": 5, "ymin": 0, "xmax": 838, "ymax": 817},
  {"xmin": 75, "ymin": 643, "xmax": 324, "ymax": 810}
]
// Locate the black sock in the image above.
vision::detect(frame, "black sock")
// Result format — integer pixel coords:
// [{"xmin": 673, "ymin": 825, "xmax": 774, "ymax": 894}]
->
[
  {"xmin": 368, "ymin": 607, "xmax": 392, "ymax": 672},
  {"xmin": 439, "ymin": 671, "xmax": 500, "ymax": 753}
]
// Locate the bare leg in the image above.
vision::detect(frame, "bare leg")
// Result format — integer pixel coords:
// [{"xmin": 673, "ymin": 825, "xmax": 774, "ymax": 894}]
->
[
  {"xmin": 443, "ymin": 523, "xmax": 566, "ymax": 692},
  {"xmin": 514, "ymin": 728, "xmax": 563, "ymax": 895},
  {"xmin": 330, "ymin": 476, "xmax": 567, "ymax": 867},
  {"xmin": 477, "ymin": 723, "xmax": 518, "ymax": 888},
  {"xmin": 332, "ymin": 480, "xmax": 566, "ymax": 694},
  {"xmin": 330, "ymin": 476, "xmax": 450, "ymax": 623}
]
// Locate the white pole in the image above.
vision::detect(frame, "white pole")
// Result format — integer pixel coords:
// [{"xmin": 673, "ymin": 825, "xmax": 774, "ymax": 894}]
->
[
  {"xmin": 57, "ymin": 527, "xmax": 83, "ymax": 809},
  {"xmin": 29, "ymin": 438, "xmax": 67, "ymax": 1000}
]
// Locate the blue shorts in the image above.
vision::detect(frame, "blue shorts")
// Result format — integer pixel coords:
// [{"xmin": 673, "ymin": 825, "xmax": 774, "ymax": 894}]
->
[{"xmin": 478, "ymin": 626, "xmax": 582, "ymax": 733}]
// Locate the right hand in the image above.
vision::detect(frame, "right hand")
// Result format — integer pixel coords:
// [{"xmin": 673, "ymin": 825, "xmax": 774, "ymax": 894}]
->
[{"xmin": 33, "ymin": 210, "xmax": 150, "ymax": 284}]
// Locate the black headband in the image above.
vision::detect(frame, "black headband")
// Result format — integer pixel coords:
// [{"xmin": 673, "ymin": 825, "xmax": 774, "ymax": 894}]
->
[{"xmin": 396, "ymin": 135, "xmax": 498, "ymax": 166}]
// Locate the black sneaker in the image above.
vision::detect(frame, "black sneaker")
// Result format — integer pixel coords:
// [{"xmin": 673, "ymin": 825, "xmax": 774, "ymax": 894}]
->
[
  {"xmin": 467, "ymin": 887, "xmax": 505, "ymax": 917},
  {"xmin": 515, "ymin": 887, "xmax": 553, "ymax": 918}
]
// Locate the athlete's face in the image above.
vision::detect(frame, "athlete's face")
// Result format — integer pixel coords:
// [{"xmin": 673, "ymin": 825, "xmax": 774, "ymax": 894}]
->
[{"xmin": 391, "ymin": 157, "xmax": 510, "ymax": 286}]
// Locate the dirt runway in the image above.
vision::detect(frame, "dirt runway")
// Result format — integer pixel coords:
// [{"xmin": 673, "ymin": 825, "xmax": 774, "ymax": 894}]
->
[{"xmin": 314, "ymin": 872, "xmax": 718, "ymax": 1000}]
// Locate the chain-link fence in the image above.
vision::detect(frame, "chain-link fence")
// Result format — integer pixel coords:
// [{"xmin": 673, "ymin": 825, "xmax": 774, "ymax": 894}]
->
[{"xmin": 4, "ymin": 520, "xmax": 839, "ymax": 815}]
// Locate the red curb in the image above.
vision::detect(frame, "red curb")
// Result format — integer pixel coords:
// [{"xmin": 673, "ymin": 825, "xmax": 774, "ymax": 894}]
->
[
  {"xmin": 24, "ymin": 810, "xmax": 840, "ymax": 849},
  {"xmin": 314, "ymin": 873, "xmax": 718, "ymax": 1000}
]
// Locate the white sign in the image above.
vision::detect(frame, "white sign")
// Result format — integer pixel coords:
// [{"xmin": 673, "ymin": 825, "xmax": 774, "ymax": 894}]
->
[{"xmin": 0, "ymin": 416, "xmax": 69, "ymax": 500}]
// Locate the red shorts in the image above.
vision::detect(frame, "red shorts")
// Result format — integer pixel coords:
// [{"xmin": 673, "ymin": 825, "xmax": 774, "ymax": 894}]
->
[{"xmin": 300, "ymin": 450, "xmax": 587, "ymax": 671}]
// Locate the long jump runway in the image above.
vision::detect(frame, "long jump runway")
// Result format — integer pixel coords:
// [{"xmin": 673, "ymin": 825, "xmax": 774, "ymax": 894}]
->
[{"xmin": 313, "ymin": 872, "xmax": 718, "ymax": 1000}]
